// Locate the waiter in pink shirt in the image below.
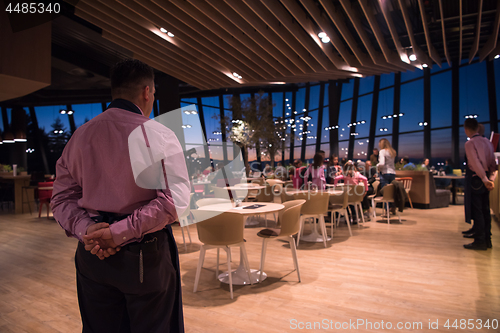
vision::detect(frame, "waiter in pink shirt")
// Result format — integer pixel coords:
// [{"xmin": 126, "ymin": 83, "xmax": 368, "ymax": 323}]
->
[
  {"xmin": 463, "ymin": 118, "xmax": 496, "ymax": 250},
  {"xmin": 51, "ymin": 59, "xmax": 190, "ymax": 332}
]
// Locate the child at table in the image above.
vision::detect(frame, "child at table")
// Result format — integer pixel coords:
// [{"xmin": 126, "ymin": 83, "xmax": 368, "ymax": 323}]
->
[{"xmin": 333, "ymin": 161, "xmax": 368, "ymax": 192}]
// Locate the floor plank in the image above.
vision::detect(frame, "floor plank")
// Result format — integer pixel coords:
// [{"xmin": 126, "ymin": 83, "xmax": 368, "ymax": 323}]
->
[{"xmin": 0, "ymin": 205, "xmax": 498, "ymax": 332}]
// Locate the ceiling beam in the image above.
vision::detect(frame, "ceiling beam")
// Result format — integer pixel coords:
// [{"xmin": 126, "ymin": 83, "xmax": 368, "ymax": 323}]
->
[
  {"xmin": 459, "ymin": 0, "xmax": 463, "ymax": 62},
  {"xmin": 479, "ymin": 0, "xmax": 500, "ymax": 62},
  {"xmin": 438, "ymin": 0, "xmax": 451, "ymax": 66},
  {"xmin": 397, "ymin": 0, "xmax": 433, "ymax": 68},
  {"xmin": 204, "ymin": 0, "xmax": 302, "ymax": 76},
  {"xmin": 260, "ymin": 0, "xmax": 336, "ymax": 71},
  {"xmin": 224, "ymin": 0, "xmax": 312, "ymax": 74},
  {"xmin": 167, "ymin": 0, "xmax": 283, "ymax": 78},
  {"xmin": 279, "ymin": 0, "xmax": 347, "ymax": 70},
  {"xmin": 358, "ymin": 0, "xmax": 413, "ymax": 72},
  {"xmin": 241, "ymin": 0, "xmax": 323, "ymax": 72},
  {"xmin": 468, "ymin": 0, "xmax": 483, "ymax": 63},
  {"xmin": 75, "ymin": 4, "xmax": 216, "ymax": 89},
  {"xmin": 417, "ymin": 0, "xmax": 442, "ymax": 67},
  {"xmin": 378, "ymin": 0, "xmax": 410, "ymax": 66},
  {"xmin": 299, "ymin": 0, "xmax": 360, "ymax": 69}
]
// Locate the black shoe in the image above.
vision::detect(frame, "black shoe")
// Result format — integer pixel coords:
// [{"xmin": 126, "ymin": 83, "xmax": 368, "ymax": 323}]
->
[
  {"xmin": 462, "ymin": 227, "xmax": 474, "ymax": 234},
  {"xmin": 486, "ymin": 239, "xmax": 492, "ymax": 249},
  {"xmin": 463, "ymin": 233, "xmax": 475, "ymax": 238},
  {"xmin": 464, "ymin": 241, "xmax": 488, "ymax": 251}
]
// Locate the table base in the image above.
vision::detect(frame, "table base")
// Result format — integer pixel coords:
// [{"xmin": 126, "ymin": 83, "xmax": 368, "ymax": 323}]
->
[
  {"xmin": 300, "ymin": 230, "xmax": 331, "ymax": 243},
  {"xmin": 218, "ymin": 267, "xmax": 267, "ymax": 285}
]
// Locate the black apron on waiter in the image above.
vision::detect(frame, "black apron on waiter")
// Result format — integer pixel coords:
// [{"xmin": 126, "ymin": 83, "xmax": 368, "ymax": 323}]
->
[{"xmin": 75, "ymin": 211, "xmax": 184, "ymax": 333}]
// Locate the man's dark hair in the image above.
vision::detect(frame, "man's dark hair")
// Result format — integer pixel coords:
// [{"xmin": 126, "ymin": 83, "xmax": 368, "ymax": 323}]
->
[
  {"xmin": 464, "ymin": 118, "xmax": 479, "ymax": 132},
  {"xmin": 110, "ymin": 59, "xmax": 154, "ymax": 97},
  {"xmin": 402, "ymin": 156, "xmax": 410, "ymax": 164}
]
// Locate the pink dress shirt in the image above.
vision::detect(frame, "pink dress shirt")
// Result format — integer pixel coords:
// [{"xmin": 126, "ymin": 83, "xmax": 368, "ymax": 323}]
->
[
  {"xmin": 304, "ymin": 165, "xmax": 326, "ymax": 190},
  {"xmin": 465, "ymin": 135, "xmax": 497, "ymax": 184},
  {"xmin": 333, "ymin": 172, "xmax": 369, "ymax": 192},
  {"xmin": 51, "ymin": 106, "xmax": 190, "ymax": 246}
]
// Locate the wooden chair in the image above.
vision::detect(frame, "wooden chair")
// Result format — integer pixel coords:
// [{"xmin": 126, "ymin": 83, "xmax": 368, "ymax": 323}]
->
[
  {"xmin": 395, "ymin": 177, "xmax": 413, "ymax": 208},
  {"xmin": 373, "ymin": 184, "xmax": 401, "ymax": 224},
  {"xmin": 346, "ymin": 184, "xmax": 366, "ymax": 227},
  {"xmin": 293, "ymin": 191, "xmax": 330, "ymax": 247},
  {"xmin": 191, "ymin": 211, "xmax": 252, "ymax": 299},
  {"xmin": 256, "ymin": 200, "xmax": 306, "ymax": 282},
  {"xmin": 368, "ymin": 180, "xmax": 380, "ymax": 219},
  {"xmin": 327, "ymin": 188, "xmax": 350, "ymax": 236}
]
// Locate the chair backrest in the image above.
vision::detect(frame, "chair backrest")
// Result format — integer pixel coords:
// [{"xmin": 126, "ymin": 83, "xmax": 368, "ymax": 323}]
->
[
  {"xmin": 328, "ymin": 188, "xmax": 349, "ymax": 209},
  {"xmin": 196, "ymin": 198, "xmax": 231, "ymax": 207},
  {"xmin": 256, "ymin": 185, "xmax": 274, "ymax": 202},
  {"xmin": 453, "ymin": 169, "xmax": 462, "ymax": 177},
  {"xmin": 38, "ymin": 182, "xmax": 53, "ymax": 201},
  {"xmin": 213, "ymin": 186, "xmax": 232, "ymax": 199},
  {"xmin": 191, "ymin": 211, "xmax": 244, "ymax": 246},
  {"xmin": 347, "ymin": 184, "xmax": 365, "ymax": 203},
  {"xmin": 372, "ymin": 180, "xmax": 380, "ymax": 195},
  {"xmin": 266, "ymin": 179, "xmax": 282, "ymax": 194},
  {"xmin": 279, "ymin": 200, "xmax": 306, "ymax": 237},
  {"xmin": 292, "ymin": 191, "xmax": 330, "ymax": 215},
  {"xmin": 396, "ymin": 177, "xmax": 412, "ymax": 191},
  {"xmin": 280, "ymin": 185, "xmax": 296, "ymax": 203},
  {"xmin": 381, "ymin": 184, "xmax": 395, "ymax": 201}
]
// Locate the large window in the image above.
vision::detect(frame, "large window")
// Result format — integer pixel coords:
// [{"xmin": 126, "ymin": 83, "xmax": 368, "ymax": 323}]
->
[
  {"xmin": 398, "ymin": 132, "xmax": 424, "ymax": 162},
  {"xmin": 459, "ymin": 61, "xmax": 489, "ymax": 121},
  {"xmin": 355, "ymin": 94, "xmax": 372, "ymax": 138},
  {"xmin": 399, "ymin": 79, "xmax": 423, "ymax": 133},
  {"xmin": 376, "ymin": 88, "xmax": 394, "ymax": 135},
  {"xmin": 71, "ymin": 103, "xmax": 102, "ymax": 128},
  {"xmin": 338, "ymin": 101, "xmax": 352, "ymax": 141},
  {"xmin": 309, "ymin": 85, "xmax": 320, "ymax": 110},
  {"xmin": 431, "ymin": 71, "xmax": 452, "ymax": 128}
]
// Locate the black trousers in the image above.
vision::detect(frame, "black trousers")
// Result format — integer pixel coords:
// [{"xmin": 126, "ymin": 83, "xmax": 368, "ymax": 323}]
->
[
  {"xmin": 75, "ymin": 226, "xmax": 184, "ymax": 333},
  {"xmin": 469, "ymin": 177, "xmax": 492, "ymax": 242}
]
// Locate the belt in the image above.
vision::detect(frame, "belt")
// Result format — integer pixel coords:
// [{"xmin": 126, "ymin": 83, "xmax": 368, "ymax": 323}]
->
[{"xmin": 90, "ymin": 211, "xmax": 166, "ymax": 283}]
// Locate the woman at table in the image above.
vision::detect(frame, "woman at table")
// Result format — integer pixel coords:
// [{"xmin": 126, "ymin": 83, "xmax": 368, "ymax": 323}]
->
[{"xmin": 304, "ymin": 153, "xmax": 326, "ymax": 190}]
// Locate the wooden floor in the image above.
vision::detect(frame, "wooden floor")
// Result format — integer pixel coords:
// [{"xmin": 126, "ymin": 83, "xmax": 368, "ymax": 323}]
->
[{"xmin": 0, "ymin": 205, "xmax": 499, "ymax": 332}]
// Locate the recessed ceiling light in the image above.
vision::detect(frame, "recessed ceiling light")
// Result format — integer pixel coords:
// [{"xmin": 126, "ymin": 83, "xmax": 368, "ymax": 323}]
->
[
  {"xmin": 409, "ymin": 54, "xmax": 417, "ymax": 61},
  {"xmin": 167, "ymin": 32, "xmax": 174, "ymax": 37},
  {"xmin": 422, "ymin": 63, "xmax": 428, "ymax": 68},
  {"xmin": 160, "ymin": 27, "xmax": 168, "ymax": 33},
  {"xmin": 321, "ymin": 36, "xmax": 330, "ymax": 43},
  {"xmin": 318, "ymin": 32, "xmax": 327, "ymax": 39},
  {"xmin": 495, "ymin": 54, "xmax": 500, "ymax": 59}
]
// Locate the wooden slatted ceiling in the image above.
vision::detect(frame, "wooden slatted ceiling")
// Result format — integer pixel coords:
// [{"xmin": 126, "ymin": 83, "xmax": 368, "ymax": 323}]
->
[{"xmin": 72, "ymin": 0, "xmax": 500, "ymax": 90}]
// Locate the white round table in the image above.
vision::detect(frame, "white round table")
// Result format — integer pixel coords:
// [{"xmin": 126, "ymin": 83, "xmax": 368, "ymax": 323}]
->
[
  {"xmin": 285, "ymin": 189, "xmax": 343, "ymax": 243},
  {"xmin": 196, "ymin": 202, "xmax": 284, "ymax": 285}
]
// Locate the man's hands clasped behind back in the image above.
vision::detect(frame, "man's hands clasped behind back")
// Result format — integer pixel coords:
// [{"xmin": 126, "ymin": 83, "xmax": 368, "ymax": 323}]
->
[{"xmin": 84, "ymin": 223, "xmax": 121, "ymax": 260}]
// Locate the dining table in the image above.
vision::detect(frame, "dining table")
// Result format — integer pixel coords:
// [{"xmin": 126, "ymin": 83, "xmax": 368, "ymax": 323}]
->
[
  {"xmin": 285, "ymin": 188, "xmax": 343, "ymax": 243},
  {"xmin": 196, "ymin": 202, "xmax": 284, "ymax": 285}
]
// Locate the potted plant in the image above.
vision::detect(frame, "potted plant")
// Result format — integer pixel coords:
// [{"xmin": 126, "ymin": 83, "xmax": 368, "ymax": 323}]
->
[
  {"xmin": 0, "ymin": 164, "xmax": 13, "ymax": 175},
  {"xmin": 17, "ymin": 167, "xmax": 27, "ymax": 176}
]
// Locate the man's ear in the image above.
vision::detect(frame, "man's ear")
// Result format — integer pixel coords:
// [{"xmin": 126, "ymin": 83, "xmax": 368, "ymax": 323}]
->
[{"xmin": 142, "ymin": 85, "xmax": 151, "ymax": 101}]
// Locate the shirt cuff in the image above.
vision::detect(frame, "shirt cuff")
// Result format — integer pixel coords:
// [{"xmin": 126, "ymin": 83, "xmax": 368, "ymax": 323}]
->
[
  {"xmin": 482, "ymin": 176, "xmax": 490, "ymax": 184},
  {"xmin": 109, "ymin": 220, "xmax": 133, "ymax": 246},
  {"xmin": 75, "ymin": 218, "xmax": 95, "ymax": 243}
]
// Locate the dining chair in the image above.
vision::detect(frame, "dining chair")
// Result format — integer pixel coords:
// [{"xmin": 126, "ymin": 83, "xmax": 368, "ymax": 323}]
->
[
  {"xmin": 256, "ymin": 200, "xmax": 306, "ymax": 282},
  {"xmin": 395, "ymin": 177, "xmax": 413, "ymax": 208},
  {"xmin": 347, "ymin": 184, "xmax": 366, "ymax": 227},
  {"xmin": 373, "ymin": 184, "xmax": 402, "ymax": 224},
  {"xmin": 327, "ymin": 188, "xmax": 350, "ymax": 236},
  {"xmin": 253, "ymin": 184, "xmax": 276, "ymax": 226},
  {"xmin": 368, "ymin": 180, "xmax": 380, "ymax": 220},
  {"xmin": 38, "ymin": 182, "xmax": 53, "ymax": 219},
  {"xmin": 191, "ymin": 211, "xmax": 253, "ymax": 299},
  {"xmin": 293, "ymin": 191, "xmax": 330, "ymax": 247}
]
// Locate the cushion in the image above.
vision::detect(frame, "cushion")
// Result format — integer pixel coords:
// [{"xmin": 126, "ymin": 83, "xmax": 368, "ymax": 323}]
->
[{"xmin": 257, "ymin": 228, "xmax": 280, "ymax": 238}]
